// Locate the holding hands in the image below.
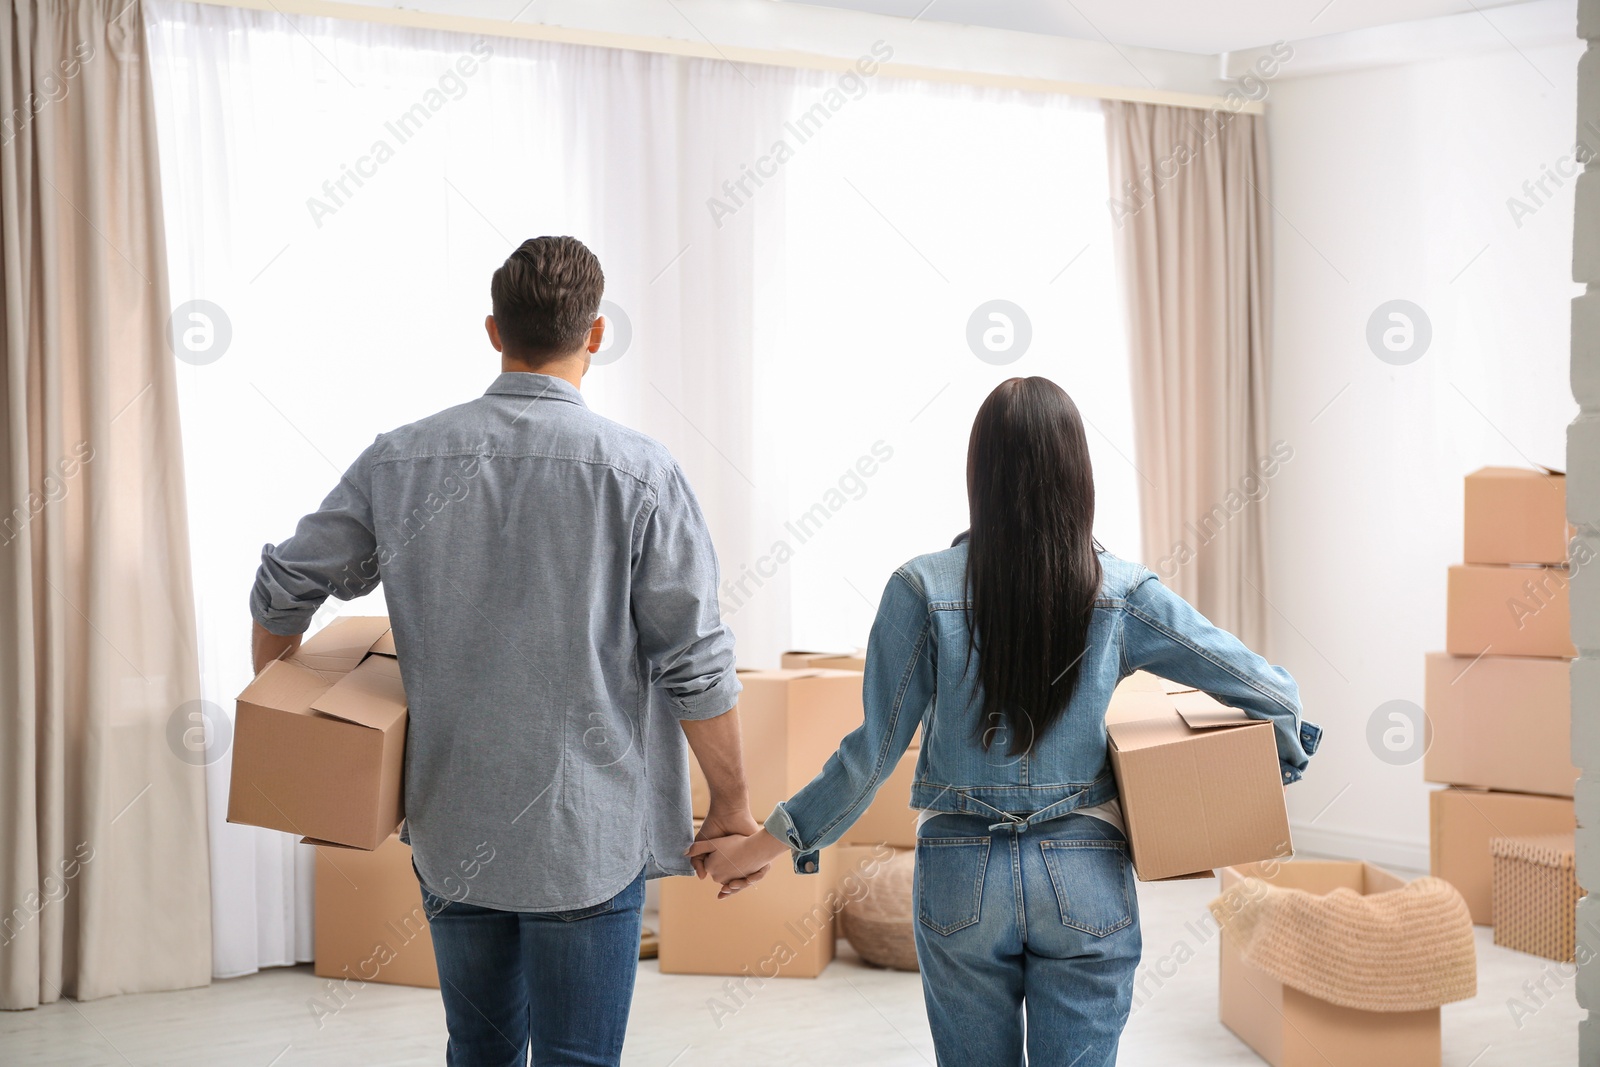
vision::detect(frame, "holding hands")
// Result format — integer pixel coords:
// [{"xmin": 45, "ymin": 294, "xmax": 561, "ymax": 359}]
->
[
  {"xmin": 679, "ymin": 711, "xmax": 790, "ymax": 898},
  {"xmin": 686, "ymin": 811, "xmax": 792, "ymax": 899}
]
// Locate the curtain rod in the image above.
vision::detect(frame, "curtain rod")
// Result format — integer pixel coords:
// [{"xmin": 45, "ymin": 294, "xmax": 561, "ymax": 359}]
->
[{"xmin": 186, "ymin": 0, "xmax": 1263, "ymax": 115}]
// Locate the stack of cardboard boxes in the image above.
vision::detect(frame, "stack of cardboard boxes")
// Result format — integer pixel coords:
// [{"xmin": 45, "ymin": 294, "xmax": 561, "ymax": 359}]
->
[
  {"xmin": 665, "ymin": 652, "xmax": 917, "ymax": 978},
  {"xmin": 684, "ymin": 650, "xmax": 919, "ymax": 850},
  {"xmin": 225, "ymin": 617, "xmax": 445, "ymax": 989},
  {"xmin": 778, "ymin": 651, "xmax": 920, "ymax": 852},
  {"xmin": 1427, "ymin": 468, "xmax": 1578, "ymax": 933}
]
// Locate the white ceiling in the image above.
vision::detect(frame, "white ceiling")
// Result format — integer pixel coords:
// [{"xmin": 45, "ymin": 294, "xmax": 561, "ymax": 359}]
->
[{"xmin": 777, "ymin": 0, "xmax": 1542, "ymax": 55}]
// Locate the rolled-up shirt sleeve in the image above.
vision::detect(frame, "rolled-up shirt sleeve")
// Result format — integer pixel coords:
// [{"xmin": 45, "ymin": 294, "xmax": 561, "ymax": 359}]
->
[
  {"xmin": 250, "ymin": 443, "xmax": 382, "ymax": 636},
  {"xmin": 631, "ymin": 462, "xmax": 740, "ymax": 719}
]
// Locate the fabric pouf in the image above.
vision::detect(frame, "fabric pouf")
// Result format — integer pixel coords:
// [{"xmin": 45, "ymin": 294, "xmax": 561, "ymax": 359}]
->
[{"xmin": 841, "ymin": 849, "xmax": 919, "ymax": 971}]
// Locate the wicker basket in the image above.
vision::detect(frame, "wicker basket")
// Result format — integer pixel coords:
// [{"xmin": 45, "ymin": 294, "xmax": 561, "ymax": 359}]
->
[{"xmin": 841, "ymin": 849, "xmax": 919, "ymax": 971}]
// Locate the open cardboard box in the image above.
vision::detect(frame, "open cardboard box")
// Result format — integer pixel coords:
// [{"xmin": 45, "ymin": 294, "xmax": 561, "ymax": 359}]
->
[
  {"xmin": 227, "ymin": 617, "xmax": 407, "ymax": 851},
  {"xmin": 1107, "ymin": 672, "xmax": 1292, "ymax": 882},
  {"xmin": 1218, "ymin": 860, "xmax": 1440, "ymax": 1067}
]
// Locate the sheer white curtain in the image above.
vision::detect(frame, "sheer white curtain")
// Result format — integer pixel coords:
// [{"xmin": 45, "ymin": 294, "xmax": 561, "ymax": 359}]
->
[
  {"xmin": 144, "ymin": 0, "xmax": 797, "ymax": 978},
  {"xmin": 771, "ymin": 77, "xmax": 1138, "ymax": 648}
]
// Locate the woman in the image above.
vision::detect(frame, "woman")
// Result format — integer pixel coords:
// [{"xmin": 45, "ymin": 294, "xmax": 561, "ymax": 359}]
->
[{"xmin": 692, "ymin": 377, "xmax": 1321, "ymax": 1066}]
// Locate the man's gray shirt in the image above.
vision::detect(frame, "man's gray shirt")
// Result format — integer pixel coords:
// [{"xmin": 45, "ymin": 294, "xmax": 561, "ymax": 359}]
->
[{"xmin": 250, "ymin": 372, "xmax": 741, "ymax": 912}]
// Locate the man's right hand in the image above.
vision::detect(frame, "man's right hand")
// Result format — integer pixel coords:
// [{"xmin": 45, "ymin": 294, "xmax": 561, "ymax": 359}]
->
[
  {"xmin": 696, "ymin": 805, "xmax": 761, "ymax": 844},
  {"xmin": 252, "ymin": 621, "xmax": 301, "ymax": 675}
]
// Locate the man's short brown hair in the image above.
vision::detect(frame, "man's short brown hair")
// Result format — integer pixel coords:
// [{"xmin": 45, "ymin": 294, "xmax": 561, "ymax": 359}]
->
[{"xmin": 490, "ymin": 236, "xmax": 605, "ymax": 359}]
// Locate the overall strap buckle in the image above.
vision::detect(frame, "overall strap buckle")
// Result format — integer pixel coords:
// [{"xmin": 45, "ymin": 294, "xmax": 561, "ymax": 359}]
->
[{"xmin": 994, "ymin": 790, "xmax": 1087, "ymax": 835}]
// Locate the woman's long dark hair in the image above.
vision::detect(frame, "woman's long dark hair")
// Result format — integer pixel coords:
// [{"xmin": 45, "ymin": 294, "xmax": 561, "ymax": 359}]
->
[{"xmin": 965, "ymin": 377, "xmax": 1102, "ymax": 757}]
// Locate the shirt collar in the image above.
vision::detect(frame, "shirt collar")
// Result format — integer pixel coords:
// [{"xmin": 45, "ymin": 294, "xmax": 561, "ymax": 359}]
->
[{"xmin": 484, "ymin": 372, "xmax": 587, "ymax": 408}]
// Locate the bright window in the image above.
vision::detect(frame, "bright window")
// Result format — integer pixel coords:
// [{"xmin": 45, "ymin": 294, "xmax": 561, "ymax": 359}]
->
[
  {"xmin": 769, "ymin": 82, "xmax": 1138, "ymax": 649},
  {"xmin": 148, "ymin": 4, "xmax": 1137, "ymax": 671}
]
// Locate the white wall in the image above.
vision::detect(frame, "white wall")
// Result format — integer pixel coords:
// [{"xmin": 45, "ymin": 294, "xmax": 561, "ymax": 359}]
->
[
  {"xmin": 1266, "ymin": 39, "xmax": 1583, "ymax": 868},
  {"xmin": 770, "ymin": 89, "xmax": 1139, "ymax": 656}
]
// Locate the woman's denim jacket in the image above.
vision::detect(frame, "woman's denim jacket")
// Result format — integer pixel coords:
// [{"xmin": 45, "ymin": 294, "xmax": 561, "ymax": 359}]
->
[{"xmin": 765, "ymin": 545, "xmax": 1322, "ymax": 872}]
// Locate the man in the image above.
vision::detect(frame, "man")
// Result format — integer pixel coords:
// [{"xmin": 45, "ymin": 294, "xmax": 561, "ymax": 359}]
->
[{"xmin": 249, "ymin": 236, "xmax": 763, "ymax": 1066}]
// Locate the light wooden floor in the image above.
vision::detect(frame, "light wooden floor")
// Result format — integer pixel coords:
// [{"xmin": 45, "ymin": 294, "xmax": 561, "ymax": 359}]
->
[{"xmin": 0, "ymin": 865, "xmax": 1578, "ymax": 1066}]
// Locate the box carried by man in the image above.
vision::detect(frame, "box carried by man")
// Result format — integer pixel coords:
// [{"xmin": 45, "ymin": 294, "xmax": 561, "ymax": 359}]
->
[{"xmin": 227, "ymin": 616, "xmax": 406, "ymax": 851}]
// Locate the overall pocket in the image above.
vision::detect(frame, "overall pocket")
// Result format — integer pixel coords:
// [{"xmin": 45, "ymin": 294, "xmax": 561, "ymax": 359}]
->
[
  {"xmin": 916, "ymin": 837, "xmax": 991, "ymax": 936},
  {"xmin": 1038, "ymin": 840, "xmax": 1133, "ymax": 936}
]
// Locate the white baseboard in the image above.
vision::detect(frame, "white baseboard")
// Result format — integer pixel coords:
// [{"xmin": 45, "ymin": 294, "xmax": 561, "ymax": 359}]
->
[{"xmin": 1288, "ymin": 822, "xmax": 1430, "ymax": 875}]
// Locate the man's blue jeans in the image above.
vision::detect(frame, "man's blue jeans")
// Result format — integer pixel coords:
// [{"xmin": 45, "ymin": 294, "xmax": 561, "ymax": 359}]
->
[
  {"xmin": 913, "ymin": 813, "xmax": 1142, "ymax": 1066},
  {"xmin": 418, "ymin": 869, "xmax": 646, "ymax": 1067}
]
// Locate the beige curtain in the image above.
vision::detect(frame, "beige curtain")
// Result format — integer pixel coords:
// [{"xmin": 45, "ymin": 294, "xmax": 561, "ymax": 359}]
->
[
  {"xmin": 1103, "ymin": 100, "xmax": 1273, "ymax": 649},
  {"xmin": 1, "ymin": 0, "xmax": 210, "ymax": 1006}
]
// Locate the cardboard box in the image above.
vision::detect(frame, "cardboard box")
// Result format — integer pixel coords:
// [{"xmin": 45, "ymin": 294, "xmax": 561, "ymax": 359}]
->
[
  {"xmin": 1491, "ymin": 832, "xmax": 1581, "ymax": 961},
  {"xmin": 1429, "ymin": 788, "xmax": 1575, "ymax": 923},
  {"xmin": 1445, "ymin": 564, "xmax": 1574, "ymax": 660},
  {"xmin": 1106, "ymin": 676, "xmax": 1292, "ymax": 881},
  {"xmin": 688, "ymin": 669, "xmax": 865, "ymax": 820},
  {"xmin": 838, "ymin": 749, "xmax": 918, "ymax": 849},
  {"xmin": 1464, "ymin": 467, "xmax": 1569, "ymax": 565},
  {"xmin": 1106, "ymin": 669, "xmax": 1202, "ymax": 723},
  {"xmin": 1218, "ymin": 861, "xmax": 1440, "ymax": 1067},
  {"xmin": 314, "ymin": 834, "xmax": 438, "ymax": 989},
  {"xmin": 774, "ymin": 651, "xmax": 925, "ymax": 747},
  {"xmin": 780, "ymin": 650, "xmax": 867, "ymax": 672},
  {"xmin": 1424, "ymin": 653, "xmax": 1574, "ymax": 797},
  {"xmin": 228, "ymin": 617, "xmax": 406, "ymax": 850},
  {"xmin": 659, "ymin": 837, "xmax": 846, "ymax": 978}
]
